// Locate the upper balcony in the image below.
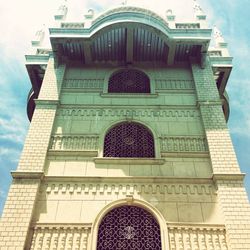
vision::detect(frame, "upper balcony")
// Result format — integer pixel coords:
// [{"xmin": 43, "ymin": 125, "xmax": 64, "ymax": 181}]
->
[{"xmin": 25, "ymin": 5, "xmax": 232, "ymax": 122}]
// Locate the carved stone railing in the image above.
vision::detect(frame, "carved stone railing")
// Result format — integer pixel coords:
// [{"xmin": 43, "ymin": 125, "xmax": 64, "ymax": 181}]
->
[
  {"xmin": 63, "ymin": 79, "xmax": 104, "ymax": 89},
  {"xmin": 155, "ymin": 79, "xmax": 194, "ymax": 90},
  {"xmin": 160, "ymin": 136, "xmax": 208, "ymax": 152},
  {"xmin": 175, "ymin": 23, "xmax": 200, "ymax": 29},
  {"xmin": 168, "ymin": 224, "xmax": 228, "ymax": 250},
  {"xmin": 29, "ymin": 223, "xmax": 228, "ymax": 250},
  {"xmin": 50, "ymin": 135, "xmax": 99, "ymax": 151},
  {"xmin": 30, "ymin": 224, "xmax": 91, "ymax": 250}
]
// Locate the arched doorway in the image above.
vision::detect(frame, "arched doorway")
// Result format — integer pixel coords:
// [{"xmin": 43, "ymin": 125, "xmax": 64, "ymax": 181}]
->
[{"xmin": 97, "ymin": 205, "xmax": 161, "ymax": 250}]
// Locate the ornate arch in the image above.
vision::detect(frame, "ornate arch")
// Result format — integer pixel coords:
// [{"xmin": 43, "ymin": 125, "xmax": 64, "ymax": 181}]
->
[
  {"xmin": 103, "ymin": 121, "xmax": 155, "ymax": 158},
  {"xmin": 97, "ymin": 205, "xmax": 161, "ymax": 249},
  {"xmin": 89, "ymin": 198, "xmax": 169, "ymax": 250},
  {"xmin": 108, "ymin": 68, "xmax": 150, "ymax": 93}
]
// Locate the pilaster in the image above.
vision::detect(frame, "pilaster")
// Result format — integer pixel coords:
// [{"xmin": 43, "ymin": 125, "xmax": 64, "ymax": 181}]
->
[
  {"xmin": 191, "ymin": 61, "xmax": 240, "ymax": 174},
  {"xmin": 191, "ymin": 60, "xmax": 250, "ymax": 250},
  {"xmin": 0, "ymin": 58, "xmax": 66, "ymax": 249},
  {"xmin": 0, "ymin": 178, "xmax": 41, "ymax": 249}
]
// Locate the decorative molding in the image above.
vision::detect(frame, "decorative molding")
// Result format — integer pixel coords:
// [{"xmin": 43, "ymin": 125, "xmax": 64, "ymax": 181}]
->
[
  {"xmin": 63, "ymin": 79, "xmax": 104, "ymax": 89},
  {"xmin": 48, "ymin": 150, "xmax": 98, "ymax": 157},
  {"xmin": 197, "ymin": 100, "xmax": 223, "ymax": 106},
  {"xmin": 100, "ymin": 93, "xmax": 158, "ymax": 98},
  {"xmin": 92, "ymin": 6, "xmax": 169, "ymax": 27},
  {"xmin": 168, "ymin": 224, "xmax": 228, "ymax": 250},
  {"xmin": 50, "ymin": 134, "xmax": 99, "ymax": 151},
  {"xmin": 43, "ymin": 176, "xmax": 213, "ymax": 184},
  {"xmin": 160, "ymin": 136, "xmax": 208, "ymax": 152},
  {"xmin": 93, "ymin": 157, "xmax": 165, "ymax": 165},
  {"xmin": 43, "ymin": 182, "xmax": 216, "ymax": 196},
  {"xmin": 155, "ymin": 79, "xmax": 194, "ymax": 90},
  {"xmin": 175, "ymin": 23, "xmax": 200, "ymax": 29},
  {"xmin": 11, "ymin": 171, "xmax": 44, "ymax": 180},
  {"xmin": 161, "ymin": 152, "xmax": 209, "ymax": 158},
  {"xmin": 61, "ymin": 23, "xmax": 85, "ymax": 29},
  {"xmin": 57, "ymin": 108, "xmax": 200, "ymax": 119},
  {"xmin": 35, "ymin": 99, "xmax": 60, "ymax": 107},
  {"xmin": 30, "ymin": 224, "xmax": 91, "ymax": 250},
  {"xmin": 213, "ymin": 173, "xmax": 245, "ymax": 181}
]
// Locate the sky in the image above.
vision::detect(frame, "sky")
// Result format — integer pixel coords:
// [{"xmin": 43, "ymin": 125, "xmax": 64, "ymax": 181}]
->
[{"xmin": 0, "ymin": 0, "xmax": 250, "ymax": 214}]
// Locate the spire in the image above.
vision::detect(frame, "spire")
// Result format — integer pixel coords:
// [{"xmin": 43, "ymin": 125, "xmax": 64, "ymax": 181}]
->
[
  {"xmin": 54, "ymin": 0, "xmax": 68, "ymax": 21},
  {"xmin": 214, "ymin": 26, "xmax": 228, "ymax": 48},
  {"xmin": 193, "ymin": 0, "xmax": 206, "ymax": 20}
]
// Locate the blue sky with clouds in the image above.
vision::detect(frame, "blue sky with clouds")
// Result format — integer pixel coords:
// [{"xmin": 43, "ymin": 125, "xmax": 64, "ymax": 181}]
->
[{"xmin": 0, "ymin": 0, "xmax": 249, "ymax": 214}]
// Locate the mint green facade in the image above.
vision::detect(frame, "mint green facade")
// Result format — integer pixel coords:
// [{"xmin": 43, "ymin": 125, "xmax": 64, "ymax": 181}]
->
[{"xmin": 0, "ymin": 4, "xmax": 250, "ymax": 250}]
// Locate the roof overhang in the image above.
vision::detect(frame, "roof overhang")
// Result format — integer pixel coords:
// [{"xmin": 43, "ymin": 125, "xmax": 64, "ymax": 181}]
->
[
  {"xmin": 25, "ymin": 6, "xmax": 233, "ymax": 122},
  {"xmin": 49, "ymin": 7, "xmax": 212, "ymax": 66}
]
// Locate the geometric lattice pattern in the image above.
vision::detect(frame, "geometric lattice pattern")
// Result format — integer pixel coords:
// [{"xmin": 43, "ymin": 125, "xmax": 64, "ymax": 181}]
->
[
  {"xmin": 97, "ymin": 206, "xmax": 161, "ymax": 250},
  {"xmin": 104, "ymin": 122, "xmax": 155, "ymax": 158},
  {"xmin": 108, "ymin": 69, "xmax": 150, "ymax": 93}
]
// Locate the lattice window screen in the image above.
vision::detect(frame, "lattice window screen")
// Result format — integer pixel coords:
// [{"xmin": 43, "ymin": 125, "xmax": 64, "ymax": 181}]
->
[
  {"xmin": 108, "ymin": 69, "xmax": 150, "ymax": 93},
  {"xmin": 104, "ymin": 122, "xmax": 155, "ymax": 158},
  {"xmin": 97, "ymin": 206, "xmax": 161, "ymax": 250}
]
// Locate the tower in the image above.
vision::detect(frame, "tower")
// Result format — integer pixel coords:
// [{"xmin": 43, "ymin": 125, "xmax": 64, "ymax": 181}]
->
[{"xmin": 0, "ymin": 1, "xmax": 250, "ymax": 249}]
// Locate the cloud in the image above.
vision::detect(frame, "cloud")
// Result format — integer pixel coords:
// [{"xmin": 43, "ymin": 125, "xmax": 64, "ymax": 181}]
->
[
  {"xmin": 0, "ymin": 189, "xmax": 6, "ymax": 198},
  {"xmin": 228, "ymin": 79, "xmax": 250, "ymax": 138},
  {"xmin": 0, "ymin": 147, "xmax": 19, "ymax": 158},
  {"xmin": 0, "ymin": 112, "xmax": 28, "ymax": 142}
]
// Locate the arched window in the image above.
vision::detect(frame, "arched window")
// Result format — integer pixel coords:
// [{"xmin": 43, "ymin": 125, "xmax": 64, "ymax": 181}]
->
[
  {"xmin": 104, "ymin": 122, "xmax": 155, "ymax": 158},
  {"xmin": 97, "ymin": 206, "xmax": 161, "ymax": 250},
  {"xmin": 108, "ymin": 69, "xmax": 150, "ymax": 93}
]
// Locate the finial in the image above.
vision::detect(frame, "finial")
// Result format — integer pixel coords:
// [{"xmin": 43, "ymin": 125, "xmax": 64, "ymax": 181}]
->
[
  {"xmin": 84, "ymin": 9, "xmax": 95, "ymax": 19},
  {"xmin": 166, "ymin": 9, "xmax": 175, "ymax": 22},
  {"xmin": 193, "ymin": 0, "xmax": 206, "ymax": 20},
  {"xmin": 32, "ymin": 24, "xmax": 45, "ymax": 46},
  {"xmin": 54, "ymin": 0, "xmax": 68, "ymax": 21}
]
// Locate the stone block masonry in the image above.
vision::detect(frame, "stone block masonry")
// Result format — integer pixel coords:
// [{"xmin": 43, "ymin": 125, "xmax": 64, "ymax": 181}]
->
[
  {"xmin": 0, "ymin": 179, "xmax": 40, "ymax": 249},
  {"xmin": 192, "ymin": 60, "xmax": 250, "ymax": 250},
  {"xmin": 0, "ymin": 57, "xmax": 65, "ymax": 249}
]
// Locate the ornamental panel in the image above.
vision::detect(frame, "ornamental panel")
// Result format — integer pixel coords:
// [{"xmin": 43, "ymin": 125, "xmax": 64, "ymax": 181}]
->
[
  {"xmin": 160, "ymin": 136, "xmax": 208, "ymax": 152},
  {"xmin": 63, "ymin": 79, "xmax": 104, "ymax": 89},
  {"xmin": 155, "ymin": 79, "xmax": 194, "ymax": 90},
  {"xmin": 168, "ymin": 224, "xmax": 228, "ymax": 250},
  {"xmin": 108, "ymin": 69, "xmax": 150, "ymax": 93},
  {"xmin": 50, "ymin": 134, "xmax": 99, "ymax": 151},
  {"xmin": 30, "ymin": 225, "xmax": 90, "ymax": 250},
  {"xmin": 97, "ymin": 206, "xmax": 161, "ymax": 250}
]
